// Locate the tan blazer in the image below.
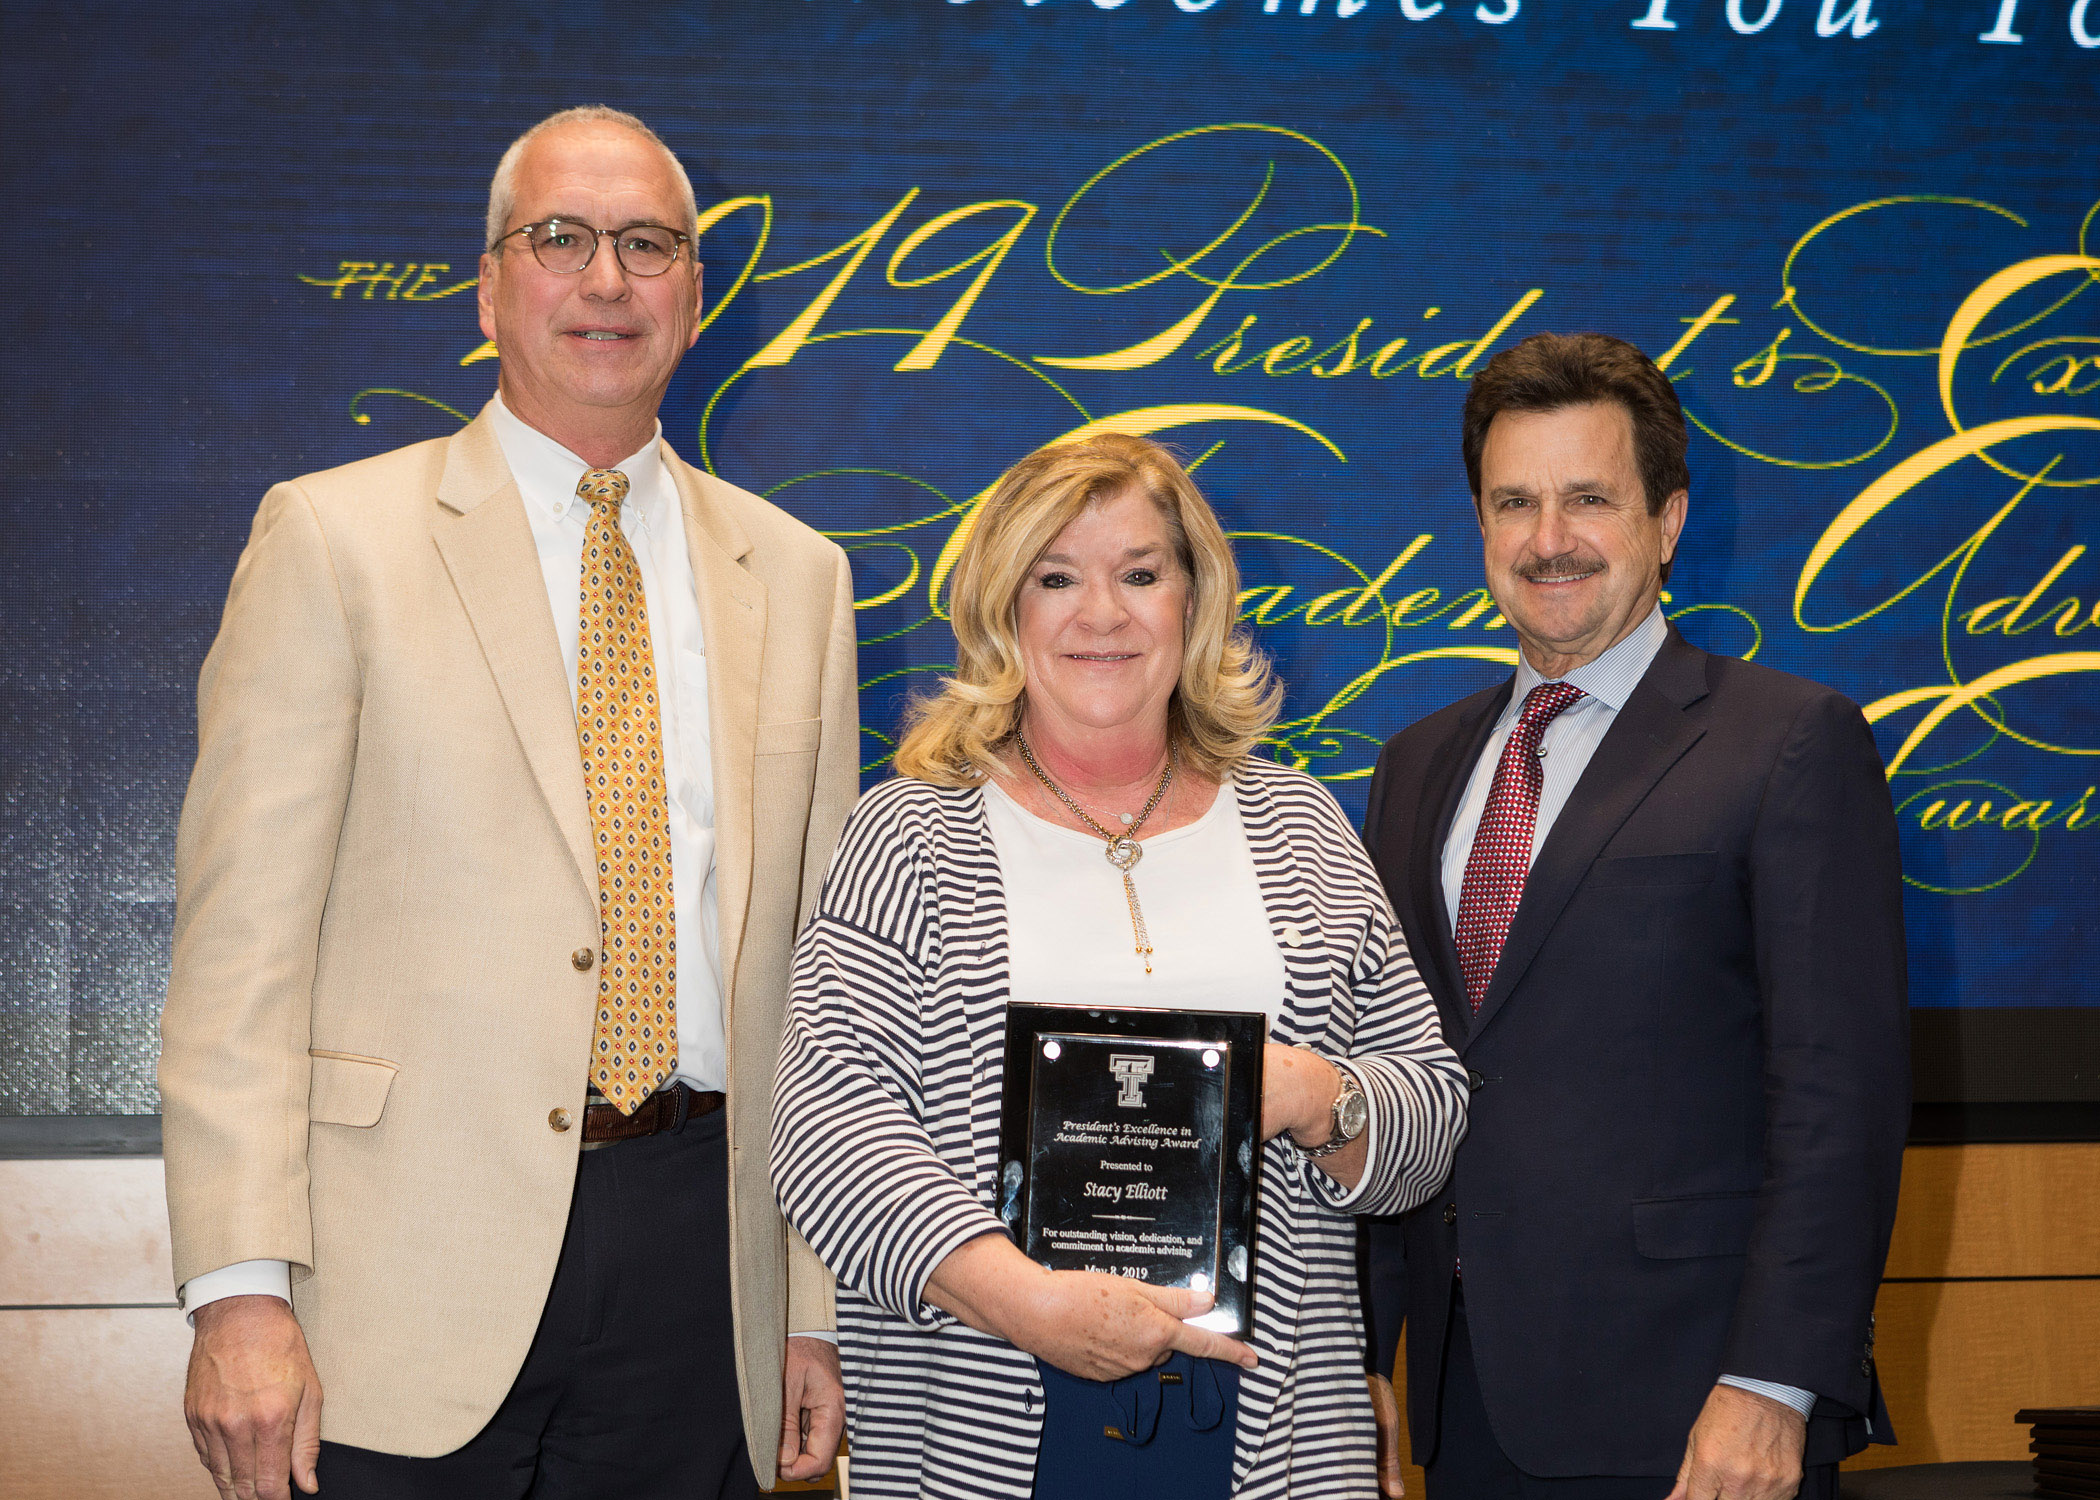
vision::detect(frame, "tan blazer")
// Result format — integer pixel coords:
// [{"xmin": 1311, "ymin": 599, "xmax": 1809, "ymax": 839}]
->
[{"xmin": 160, "ymin": 411, "xmax": 859, "ymax": 1477}]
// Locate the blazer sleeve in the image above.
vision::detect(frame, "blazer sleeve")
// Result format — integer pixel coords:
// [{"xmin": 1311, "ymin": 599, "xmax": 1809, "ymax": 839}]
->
[
  {"xmin": 772, "ymin": 795, "xmax": 1008, "ymax": 1329},
  {"xmin": 1291, "ymin": 784, "xmax": 1469, "ymax": 1220},
  {"xmin": 159, "ymin": 483, "xmax": 361, "ymax": 1293},
  {"xmin": 798, "ymin": 542, "xmax": 861, "ymax": 930},
  {"xmin": 1723, "ymin": 692, "xmax": 1910, "ymax": 1404},
  {"xmin": 783, "ymin": 542, "xmax": 862, "ymax": 1337}
]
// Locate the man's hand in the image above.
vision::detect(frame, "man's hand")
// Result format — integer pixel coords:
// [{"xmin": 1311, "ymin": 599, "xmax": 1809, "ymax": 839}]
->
[
  {"xmin": 1367, "ymin": 1372, "xmax": 1406, "ymax": 1499},
  {"xmin": 184, "ymin": 1294, "xmax": 322, "ymax": 1500},
  {"xmin": 778, "ymin": 1336, "xmax": 845, "ymax": 1483},
  {"xmin": 1664, "ymin": 1383, "xmax": 1807, "ymax": 1500}
]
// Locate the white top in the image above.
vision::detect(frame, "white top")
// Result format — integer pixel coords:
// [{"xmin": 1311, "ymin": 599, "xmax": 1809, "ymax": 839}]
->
[
  {"xmin": 181, "ymin": 394, "xmax": 729, "ymax": 1319},
  {"xmin": 984, "ymin": 774, "xmax": 1288, "ymax": 1030}
]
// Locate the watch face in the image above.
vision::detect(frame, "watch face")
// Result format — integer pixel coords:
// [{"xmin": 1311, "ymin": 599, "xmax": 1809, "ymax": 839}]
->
[{"xmin": 1337, "ymin": 1087, "xmax": 1369, "ymax": 1140}]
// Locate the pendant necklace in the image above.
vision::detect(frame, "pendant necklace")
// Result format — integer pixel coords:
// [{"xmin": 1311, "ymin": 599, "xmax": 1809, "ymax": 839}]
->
[{"xmin": 1016, "ymin": 733, "xmax": 1176, "ymax": 973}]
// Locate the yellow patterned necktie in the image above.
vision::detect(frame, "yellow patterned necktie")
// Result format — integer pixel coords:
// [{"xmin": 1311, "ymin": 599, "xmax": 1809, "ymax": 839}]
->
[{"xmin": 575, "ymin": 468, "xmax": 676, "ymax": 1114}]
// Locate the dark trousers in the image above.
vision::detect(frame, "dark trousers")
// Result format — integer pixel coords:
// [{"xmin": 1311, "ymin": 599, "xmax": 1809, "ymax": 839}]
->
[
  {"xmin": 317, "ymin": 1107, "xmax": 761, "ymax": 1500},
  {"xmin": 1426, "ymin": 1287, "xmax": 1837, "ymax": 1500},
  {"xmin": 1031, "ymin": 1352, "xmax": 1239, "ymax": 1500}
]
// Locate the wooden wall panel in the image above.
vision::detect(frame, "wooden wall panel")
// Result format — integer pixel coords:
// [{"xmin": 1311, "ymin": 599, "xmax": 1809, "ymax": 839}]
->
[
  {"xmin": 1885, "ymin": 1144, "xmax": 2100, "ymax": 1280},
  {"xmin": 0, "ymin": 1159, "xmax": 175, "ymax": 1305},
  {"xmin": 0, "ymin": 1308, "xmax": 216, "ymax": 1500},
  {"xmin": 1846, "ymin": 1279, "xmax": 2100, "ymax": 1470}
]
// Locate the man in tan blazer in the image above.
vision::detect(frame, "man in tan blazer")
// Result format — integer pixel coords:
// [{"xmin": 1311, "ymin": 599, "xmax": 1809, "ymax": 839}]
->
[{"xmin": 160, "ymin": 106, "xmax": 858, "ymax": 1500}]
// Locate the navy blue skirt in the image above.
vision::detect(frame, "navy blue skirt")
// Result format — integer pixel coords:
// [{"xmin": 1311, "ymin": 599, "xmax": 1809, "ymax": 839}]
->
[{"xmin": 1031, "ymin": 1353, "xmax": 1240, "ymax": 1500}]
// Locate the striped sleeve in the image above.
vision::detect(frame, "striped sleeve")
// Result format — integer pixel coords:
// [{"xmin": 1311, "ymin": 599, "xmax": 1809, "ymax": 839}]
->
[
  {"xmin": 1262, "ymin": 766, "xmax": 1468, "ymax": 1219},
  {"xmin": 772, "ymin": 782, "xmax": 1009, "ymax": 1328}
]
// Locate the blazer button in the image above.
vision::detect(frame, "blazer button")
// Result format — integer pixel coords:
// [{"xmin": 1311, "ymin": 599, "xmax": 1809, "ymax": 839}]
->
[
  {"xmin": 571, "ymin": 948, "xmax": 596, "ymax": 972},
  {"xmin": 549, "ymin": 1108, "xmax": 573, "ymax": 1133},
  {"xmin": 1467, "ymin": 1070, "xmax": 1486, "ymax": 1093},
  {"xmin": 1443, "ymin": 1203, "xmax": 1457, "ymax": 1225}
]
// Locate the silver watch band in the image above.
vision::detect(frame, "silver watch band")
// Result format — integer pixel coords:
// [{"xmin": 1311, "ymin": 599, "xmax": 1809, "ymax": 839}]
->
[{"xmin": 1296, "ymin": 1055, "xmax": 1364, "ymax": 1159}]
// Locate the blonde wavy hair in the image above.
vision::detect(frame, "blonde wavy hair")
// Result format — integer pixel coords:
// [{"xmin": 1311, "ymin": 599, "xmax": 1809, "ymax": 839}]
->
[{"xmin": 893, "ymin": 433, "xmax": 1281, "ymax": 787}]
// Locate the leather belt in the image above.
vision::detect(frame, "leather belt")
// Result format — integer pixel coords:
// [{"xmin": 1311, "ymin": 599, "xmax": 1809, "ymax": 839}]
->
[{"xmin": 583, "ymin": 1082, "xmax": 724, "ymax": 1145}]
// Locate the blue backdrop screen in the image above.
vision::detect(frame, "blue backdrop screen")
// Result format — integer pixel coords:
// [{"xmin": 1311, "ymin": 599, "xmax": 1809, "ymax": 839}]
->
[{"xmin": 4, "ymin": 0, "xmax": 2095, "ymax": 1116}]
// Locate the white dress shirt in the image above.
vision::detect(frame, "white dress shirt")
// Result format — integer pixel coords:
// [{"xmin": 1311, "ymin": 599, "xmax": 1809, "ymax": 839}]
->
[
  {"xmin": 1439, "ymin": 604, "xmax": 1817, "ymax": 1422},
  {"xmin": 182, "ymin": 393, "xmax": 729, "ymax": 1318}
]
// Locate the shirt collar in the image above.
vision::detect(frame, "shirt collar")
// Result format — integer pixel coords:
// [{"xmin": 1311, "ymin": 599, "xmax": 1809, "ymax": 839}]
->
[
  {"xmin": 1507, "ymin": 602, "xmax": 1670, "ymax": 718},
  {"xmin": 484, "ymin": 391, "xmax": 668, "ymax": 532}
]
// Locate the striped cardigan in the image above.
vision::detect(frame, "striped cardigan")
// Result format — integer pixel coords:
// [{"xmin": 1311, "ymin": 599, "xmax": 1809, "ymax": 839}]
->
[{"xmin": 773, "ymin": 756, "xmax": 1467, "ymax": 1499}]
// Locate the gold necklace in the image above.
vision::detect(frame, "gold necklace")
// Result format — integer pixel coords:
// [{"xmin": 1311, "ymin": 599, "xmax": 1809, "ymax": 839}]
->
[{"xmin": 1016, "ymin": 734, "xmax": 1176, "ymax": 973}]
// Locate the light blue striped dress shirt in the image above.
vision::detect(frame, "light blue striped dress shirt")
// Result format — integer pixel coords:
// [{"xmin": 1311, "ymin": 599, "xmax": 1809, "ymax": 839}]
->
[{"xmin": 1439, "ymin": 603, "xmax": 1818, "ymax": 1422}]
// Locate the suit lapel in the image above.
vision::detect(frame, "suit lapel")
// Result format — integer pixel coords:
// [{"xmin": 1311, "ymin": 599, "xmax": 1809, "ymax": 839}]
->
[
  {"xmin": 429, "ymin": 416, "xmax": 596, "ymax": 904},
  {"xmin": 665, "ymin": 449, "xmax": 765, "ymax": 1017},
  {"xmin": 1468, "ymin": 631, "xmax": 1712, "ymax": 1042},
  {"xmin": 1413, "ymin": 686, "xmax": 1509, "ymax": 1043}
]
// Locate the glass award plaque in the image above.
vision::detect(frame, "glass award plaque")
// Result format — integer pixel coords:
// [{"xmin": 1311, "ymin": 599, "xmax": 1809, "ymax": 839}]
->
[{"xmin": 997, "ymin": 1004, "xmax": 1265, "ymax": 1337}]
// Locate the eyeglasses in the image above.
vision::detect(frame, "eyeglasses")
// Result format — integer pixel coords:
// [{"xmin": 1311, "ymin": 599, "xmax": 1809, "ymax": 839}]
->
[{"xmin": 491, "ymin": 218, "xmax": 692, "ymax": 277}]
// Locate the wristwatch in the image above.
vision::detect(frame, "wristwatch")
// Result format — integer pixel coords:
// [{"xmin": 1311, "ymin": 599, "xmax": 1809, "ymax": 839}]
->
[{"xmin": 1293, "ymin": 1045, "xmax": 1368, "ymax": 1158}]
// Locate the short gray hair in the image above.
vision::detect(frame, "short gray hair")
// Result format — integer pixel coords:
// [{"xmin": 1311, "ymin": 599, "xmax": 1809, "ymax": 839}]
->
[{"xmin": 484, "ymin": 105, "xmax": 699, "ymax": 251}]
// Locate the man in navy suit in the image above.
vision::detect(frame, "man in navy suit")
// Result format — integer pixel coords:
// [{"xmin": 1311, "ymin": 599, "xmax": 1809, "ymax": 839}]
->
[{"xmin": 1360, "ymin": 333, "xmax": 1908, "ymax": 1500}]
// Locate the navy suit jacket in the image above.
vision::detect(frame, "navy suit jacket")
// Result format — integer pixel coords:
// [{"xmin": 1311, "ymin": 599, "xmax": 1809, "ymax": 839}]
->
[{"xmin": 1361, "ymin": 628, "xmax": 1909, "ymax": 1476}]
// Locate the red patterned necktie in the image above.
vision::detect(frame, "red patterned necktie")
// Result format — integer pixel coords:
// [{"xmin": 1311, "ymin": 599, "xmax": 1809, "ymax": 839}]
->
[{"xmin": 1452, "ymin": 681, "xmax": 1585, "ymax": 1013}]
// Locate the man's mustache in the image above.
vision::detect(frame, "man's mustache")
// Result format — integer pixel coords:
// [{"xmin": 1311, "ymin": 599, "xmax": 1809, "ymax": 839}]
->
[{"xmin": 1514, "ymin": 556, "xmax": 1606, "ymax": 581}]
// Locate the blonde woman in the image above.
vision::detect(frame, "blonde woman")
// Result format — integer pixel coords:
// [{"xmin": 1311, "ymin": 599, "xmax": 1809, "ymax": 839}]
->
[{"xmin": 772, "ymin": 434, "xmax": 1466, "ymax": 1500}]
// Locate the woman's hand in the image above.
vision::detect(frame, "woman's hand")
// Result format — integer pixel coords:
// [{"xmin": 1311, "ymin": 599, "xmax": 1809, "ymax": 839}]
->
[
  {"xmin": 924, "ymin": 1233, "xmax": 1256, "ymax": 1381},
  {"xmin": 1260, "ymin": 1043, "xmax": 1369, "ymax": 1190},
  {"xmin": 1260, "ymin": 1042, "xmax": 1339, "ymax": 1141},
  {"xmin": 1010, "ymin": 1267, "xmax": 1257, "ymax": 1382}
]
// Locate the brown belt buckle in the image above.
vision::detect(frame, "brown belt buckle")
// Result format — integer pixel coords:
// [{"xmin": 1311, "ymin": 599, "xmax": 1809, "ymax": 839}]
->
[{"xmin": 581, "ymin": 1083, "xmax": 721, "ymax": 1147}]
